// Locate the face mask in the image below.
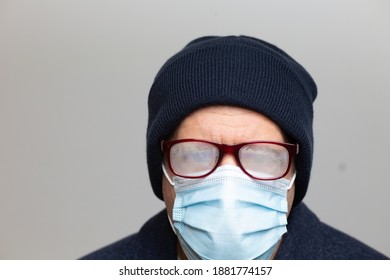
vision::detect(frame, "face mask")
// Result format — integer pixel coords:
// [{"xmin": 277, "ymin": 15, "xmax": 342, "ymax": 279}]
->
[{"xmin": 163, "ymin": 164, "xmax": 295, "ymax": 260}]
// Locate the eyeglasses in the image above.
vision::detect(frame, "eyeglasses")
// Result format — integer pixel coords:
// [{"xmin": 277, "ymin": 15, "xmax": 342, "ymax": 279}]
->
[{"xmin": 161, "ymin": 139, "xmax": 298, "ymax": 180}]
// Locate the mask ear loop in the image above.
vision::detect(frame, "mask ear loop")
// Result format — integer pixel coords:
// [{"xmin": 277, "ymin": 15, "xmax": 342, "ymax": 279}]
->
[
  {"xmin": 161, "ymin": 164, "xmax": 178, "ymax": 235},
  {"xmin": 287, "ymin": 171, "xmax": 297, "ymax": 190},
  {"xmin": 166, "ymin": 211, "xmax": 177, "ymax": 234},
  {"xmin": 162, "ymin": 163, "xmax": 174, "ymax": 186}
]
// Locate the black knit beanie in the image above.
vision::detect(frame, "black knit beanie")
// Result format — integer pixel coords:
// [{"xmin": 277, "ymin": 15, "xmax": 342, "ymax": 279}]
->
[{"xmin": 147, "ymin": 35, "xmax": 317, "ymax": 205}]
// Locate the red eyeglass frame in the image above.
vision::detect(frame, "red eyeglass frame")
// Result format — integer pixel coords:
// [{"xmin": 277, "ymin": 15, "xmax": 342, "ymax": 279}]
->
[{"xmin": 161, "ymin": 139, "xmax": 299, "ymax": 180}]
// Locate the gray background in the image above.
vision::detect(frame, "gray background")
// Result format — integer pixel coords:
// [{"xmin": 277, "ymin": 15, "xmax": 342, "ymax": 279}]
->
[{"xmin": 1, "ymin": 0, "xmax": 389, "ymax": 259}]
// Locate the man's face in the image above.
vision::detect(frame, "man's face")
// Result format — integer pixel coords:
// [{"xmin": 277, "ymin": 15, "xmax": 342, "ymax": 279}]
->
[{"xmin": 162, "ymin": 105, "xmax": 296, "ymax": 258}]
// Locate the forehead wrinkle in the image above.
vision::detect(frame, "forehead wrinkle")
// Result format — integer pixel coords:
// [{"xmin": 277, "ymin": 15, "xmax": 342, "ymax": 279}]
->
[
  {"xmin": 172, "ymin": 106, "xmax": 286, "ymax": 143},
  {"xmin": 212, "ymin": 123, "xmax": 257, "ymax": 144},
  {"xmin": 188, "ymin": 110, "xmax": 249, "ymax": 142}
]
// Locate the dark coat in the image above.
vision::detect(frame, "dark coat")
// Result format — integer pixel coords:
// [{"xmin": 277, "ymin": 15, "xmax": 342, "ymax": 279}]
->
[{"xmin": 81, "ymin": 203, "xmax": 388, "ymax": 260}]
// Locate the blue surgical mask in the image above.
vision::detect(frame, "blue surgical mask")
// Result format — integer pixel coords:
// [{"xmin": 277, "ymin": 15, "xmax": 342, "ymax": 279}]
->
[{"xmin": 163, "ymin": 164, "xmax": 296, "ymax": 260}]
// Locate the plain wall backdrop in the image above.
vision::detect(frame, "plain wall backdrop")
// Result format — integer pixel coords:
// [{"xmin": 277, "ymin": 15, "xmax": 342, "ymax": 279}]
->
[{"xmin": 1, "ymin": 0, "xmax": 389, "ymax": 259}]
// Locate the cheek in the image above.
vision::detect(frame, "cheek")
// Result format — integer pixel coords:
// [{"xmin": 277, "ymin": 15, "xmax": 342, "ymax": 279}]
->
[{"xmin": 162, "ymin": 176, "xmax": 176, "ymax": 219}]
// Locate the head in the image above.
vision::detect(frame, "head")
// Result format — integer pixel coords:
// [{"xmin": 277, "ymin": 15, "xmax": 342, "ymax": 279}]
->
[
  {"xmin": 147, "ymin": 35, "xmax": 317, "ymax": 206},
  {"xmin": 161, "ymin": 105, "xmax": 300, "ymax": 259}
]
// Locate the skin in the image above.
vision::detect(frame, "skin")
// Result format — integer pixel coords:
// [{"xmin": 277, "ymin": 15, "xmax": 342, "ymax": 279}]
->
[{"xmin": 162, "ymin": 105, "xmax": 296, "ymax": 260}]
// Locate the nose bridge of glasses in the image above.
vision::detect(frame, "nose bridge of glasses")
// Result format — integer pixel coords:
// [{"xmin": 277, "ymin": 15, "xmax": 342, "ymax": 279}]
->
[{"xmin": 219, "ymin": 144, "xmax": 239, "ymax": 166}]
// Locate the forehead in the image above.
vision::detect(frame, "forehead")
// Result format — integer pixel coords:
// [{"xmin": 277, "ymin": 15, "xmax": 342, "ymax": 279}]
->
[{"xmin": 171, "ymin": 105, "xmax": 287, "ymax": 144}]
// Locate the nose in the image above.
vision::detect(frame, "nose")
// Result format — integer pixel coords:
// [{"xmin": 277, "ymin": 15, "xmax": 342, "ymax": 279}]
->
[{"xmin": 219, "ymin": 153, "xmax": 239, "ymax": 166}]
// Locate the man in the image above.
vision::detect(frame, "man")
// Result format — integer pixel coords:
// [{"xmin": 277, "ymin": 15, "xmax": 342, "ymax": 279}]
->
[{"xmin": 82, "ymin": 36, "xmax": 388, "ymax": 259}]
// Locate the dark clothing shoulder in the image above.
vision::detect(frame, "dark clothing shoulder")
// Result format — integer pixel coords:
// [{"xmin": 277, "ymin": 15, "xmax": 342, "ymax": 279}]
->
[
  {"xmin": 80, "ymin": 203, "xmax": 388, "ymax": 260},
  {"xmin": 274, "ymin": 203, "xmax": 388, "ymax": 259},
  {"xmin": 81, "ymin": 209, "xmax": 177, "ymax": 260}
]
